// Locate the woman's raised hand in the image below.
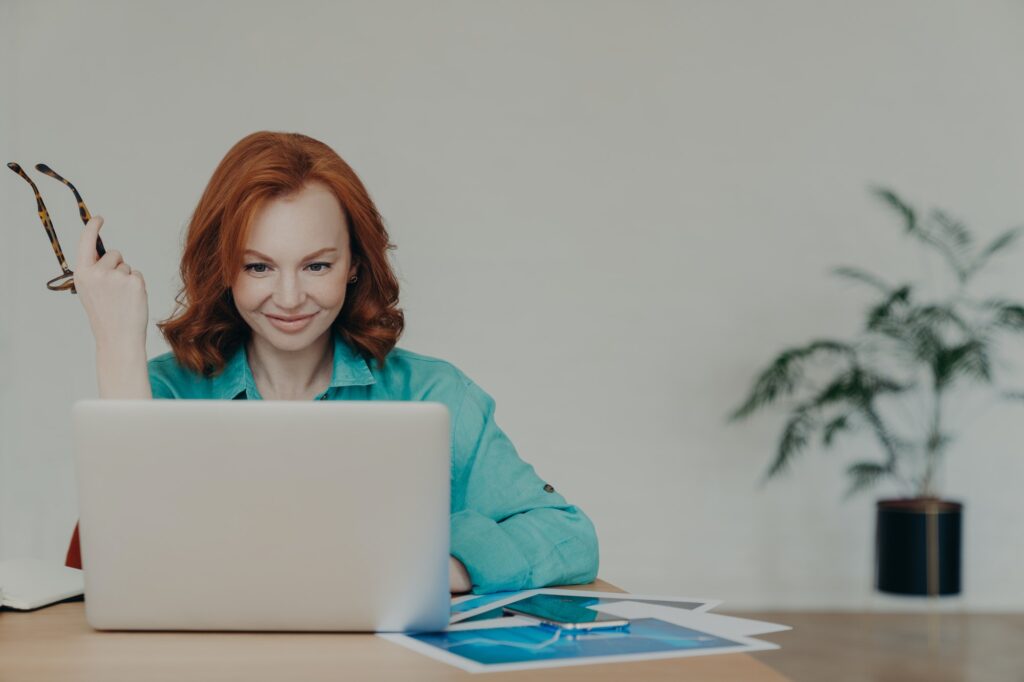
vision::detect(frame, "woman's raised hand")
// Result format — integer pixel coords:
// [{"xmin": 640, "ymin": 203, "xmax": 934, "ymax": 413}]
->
[{"xmin": 74, "ymin": 216, "xmax": 149, "ymax": 352}]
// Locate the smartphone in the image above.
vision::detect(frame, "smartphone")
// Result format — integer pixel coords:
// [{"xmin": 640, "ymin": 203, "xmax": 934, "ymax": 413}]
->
[{"xmin": 502, "ymin": 595, "xmax": 629, "ymax": 631}]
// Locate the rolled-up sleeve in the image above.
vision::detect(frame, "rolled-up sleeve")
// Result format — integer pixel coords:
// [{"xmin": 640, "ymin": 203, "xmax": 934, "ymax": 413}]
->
[{"xmin": 448, "ymin": 377, "xmax": 599, "ymax": 594}]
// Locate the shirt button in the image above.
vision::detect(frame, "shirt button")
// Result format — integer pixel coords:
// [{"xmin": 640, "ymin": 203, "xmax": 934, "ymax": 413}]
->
[{"xmin": 543, "ymin": 484, "xmax": 555, "ymax": 493}]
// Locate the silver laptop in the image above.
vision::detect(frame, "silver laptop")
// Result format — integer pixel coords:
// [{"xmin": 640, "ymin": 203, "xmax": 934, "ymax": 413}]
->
[{"xmin": 71, "ymin": 399, "xmax": 451, "ymax": 632}]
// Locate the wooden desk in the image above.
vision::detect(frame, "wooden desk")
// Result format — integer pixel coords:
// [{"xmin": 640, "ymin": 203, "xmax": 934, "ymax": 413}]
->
[
  {"xmin": 733, "ymin": 610, "xmax": 1024, "ymax": 682},
  {"xmin": 0, "ymin": 580, "xmax": 789, "ymax": 681}
]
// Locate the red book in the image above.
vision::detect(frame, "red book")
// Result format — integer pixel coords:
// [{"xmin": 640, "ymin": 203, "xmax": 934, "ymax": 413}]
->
[{"xmin": 66, "ymin": 522, "xmax": 82, "ymax": 569}]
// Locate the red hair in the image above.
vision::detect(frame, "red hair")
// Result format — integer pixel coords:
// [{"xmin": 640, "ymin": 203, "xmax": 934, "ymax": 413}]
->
[{"xmin": 157, "ymin": 131, "xmax": 404, "ymax": 376}]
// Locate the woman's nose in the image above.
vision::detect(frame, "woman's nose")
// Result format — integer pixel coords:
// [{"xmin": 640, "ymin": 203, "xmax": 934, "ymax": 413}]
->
[{"xmin": 272, "ymin": 273, "xmax": 305, "ymax": 308}]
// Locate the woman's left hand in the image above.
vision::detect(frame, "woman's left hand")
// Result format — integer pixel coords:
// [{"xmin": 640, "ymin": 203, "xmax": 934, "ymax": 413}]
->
[{"xmin": 449, "ymin": 556, "xmax": 471, "ymax": 593}]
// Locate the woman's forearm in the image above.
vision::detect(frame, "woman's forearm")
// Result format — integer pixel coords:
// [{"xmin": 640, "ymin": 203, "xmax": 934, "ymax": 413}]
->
[
  {"xmin": 96, "ymin": 343, "xmax": 153, "ymax": 399},
  {"xmin": 449, "ymin": 555, "xmax": 471, "ymax": 593}
]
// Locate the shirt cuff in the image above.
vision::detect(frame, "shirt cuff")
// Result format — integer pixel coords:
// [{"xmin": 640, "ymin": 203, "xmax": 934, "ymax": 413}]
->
[{"xmin": 450, "ymin": 509, "xmax": 532, "ymax": 594}]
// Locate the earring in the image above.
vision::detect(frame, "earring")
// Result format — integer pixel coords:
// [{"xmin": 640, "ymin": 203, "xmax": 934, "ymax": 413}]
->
[{"xmin": 348, "ymin": 275, "xmax": 358, "ymax": 284}]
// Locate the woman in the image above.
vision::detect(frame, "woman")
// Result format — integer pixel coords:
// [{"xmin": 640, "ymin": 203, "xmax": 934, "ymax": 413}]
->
[{"xmin": 68, "ymin": 131, "xmax": 599, "ymax": 594}]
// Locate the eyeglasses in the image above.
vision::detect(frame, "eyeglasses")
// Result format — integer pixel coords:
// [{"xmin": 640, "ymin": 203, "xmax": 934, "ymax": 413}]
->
[{"xmin": 6, "ymin": 162, "xmax": 106, "ymax": 294}]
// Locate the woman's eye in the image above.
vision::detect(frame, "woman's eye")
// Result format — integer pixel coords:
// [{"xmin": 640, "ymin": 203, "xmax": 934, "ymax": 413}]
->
[{"xmin": 242, "ymin": 262, "xmax": 331, "ymax": 274}]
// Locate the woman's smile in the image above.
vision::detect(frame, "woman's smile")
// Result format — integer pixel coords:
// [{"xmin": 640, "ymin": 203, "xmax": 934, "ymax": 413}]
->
[{"xmin": 265, "ymin": 311, "xmax": 318, "ymax": 333}]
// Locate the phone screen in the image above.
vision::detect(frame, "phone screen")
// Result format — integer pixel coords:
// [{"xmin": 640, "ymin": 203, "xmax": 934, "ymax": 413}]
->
[{"xmin": 503, "ymin": 595, "xmax": 629, "ymax": 630}]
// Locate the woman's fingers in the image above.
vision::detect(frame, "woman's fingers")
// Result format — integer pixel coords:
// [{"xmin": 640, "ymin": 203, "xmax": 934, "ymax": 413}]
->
[
  {"xmin": 98, "ymin": 249, "xmax": 124, "ymax": 270},
  {"xmin": 76, "ymin": 216, "xmax": 105, "ymax": 269},
  {"xmin": 70, "ymin": 213, "xmax": 149, "ymax": 353}
]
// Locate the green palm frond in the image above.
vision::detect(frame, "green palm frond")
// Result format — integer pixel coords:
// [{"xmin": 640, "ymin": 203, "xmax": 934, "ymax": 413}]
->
[
  {"xmin": 871, "ymin": 187, "xmax": 916, "ymax": 233},
  {"xmin": 822, "ymin": 413, "xmax": 853, "ymax": 446},
  {"xmin": 859, "ymin": 403, "xmax": 902, "ymax": 470},
  {"xmin": 812, "ymin": 366, "xmax": 908, "ymax": 408},
  {"xmin": 919, "ymin": 210, "xmax": 973, "ymax": 281},
  {"xmin": 869, "ymin": 297, "xmax": 975, "ymax": 370},
  {"xmin": 969, "ymin": 226, "xmax": 1024, "ymax": 276},
  {"xmin": 832, "ymin": 266, "xmax": 893, "ymax": 294},
  {"xmin": 905, "ymin": 304, "xmax": 970, "ymax": 335},
  {"xmin": 934, "ymin": 339, "xmax": 992, "ymax": 388},
  {"xmin": 844, "ymin": 461, "xmax": 891, "ymax": 497},
  {"xmin": 873, "ymin": 187, "xmax": 974, "ymax": 281},
  {"xmin": 986, "ymin": 301, "xmax": 1024, "ymax": 331},
  {"xmin": 866, "ymin": 285, "xmax": 912, "ymax": 336},
  {"xmin": 931, "ymin": 210, "xmax": 972, "ymax": 250},
  {"xmin": 765, "ymin": 407, "xmax": 816, "ymax": 478},
  {"xmin": 909, "ymin": 326, "xmax": 947, "ymax": 366},
  {"xmin": 729, "ymin": 340, "xmax": 856, "ymax": 421},
  {"xmin": 763, "ymin": 366, "xmax": 907, "ymax": 480}
]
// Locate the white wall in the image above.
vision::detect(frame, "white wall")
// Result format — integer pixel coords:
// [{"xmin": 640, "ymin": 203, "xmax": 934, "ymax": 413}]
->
[{"xmin": 2, "ymin": 0, "xmax": 1022, "ymax": 610}]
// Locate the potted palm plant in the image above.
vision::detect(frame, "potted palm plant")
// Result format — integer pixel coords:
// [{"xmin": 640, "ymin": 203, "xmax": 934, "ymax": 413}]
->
[{"xmin": 730, "ymin": 187, "xmax": 1024, "ymax": 596}]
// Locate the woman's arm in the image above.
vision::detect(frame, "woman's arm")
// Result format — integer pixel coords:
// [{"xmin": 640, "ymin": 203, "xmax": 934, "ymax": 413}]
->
[
  {"xmin": 74, "ymin": 216, "xmax": 153, "ymax": 399},
  {"xmin": 449, "ymin": 378, "xmax": 600, "ymax": 594},
  {"xmin": 449, "ymin": 556, "xmax": 471, "ymax": 593},
  {"xmin": 97, "ymin": 343, "xmax": 153, "ymax": 399}
]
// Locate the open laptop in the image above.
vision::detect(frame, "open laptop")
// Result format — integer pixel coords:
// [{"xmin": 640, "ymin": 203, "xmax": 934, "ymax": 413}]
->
[{"xmin": 71, "ymin": 399, "xmax": 451, "ymax": 632}]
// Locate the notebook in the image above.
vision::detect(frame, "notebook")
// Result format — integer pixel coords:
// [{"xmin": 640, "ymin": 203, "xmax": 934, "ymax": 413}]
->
[{"xmin": 0, "ymin": 558, "xmax": 84, "ymax": 610}]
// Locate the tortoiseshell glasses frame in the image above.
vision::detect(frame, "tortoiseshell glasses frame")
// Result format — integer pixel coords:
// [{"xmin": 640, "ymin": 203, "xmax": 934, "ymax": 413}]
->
[{"xmin": 6, "ymin": 162, "xmax": 106, "ymax": 294}]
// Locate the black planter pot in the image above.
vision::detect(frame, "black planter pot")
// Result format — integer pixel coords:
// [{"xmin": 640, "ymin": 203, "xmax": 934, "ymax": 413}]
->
[{"xmin": 875, "ymin": 498, "xmax": 962, "ymax": 596}]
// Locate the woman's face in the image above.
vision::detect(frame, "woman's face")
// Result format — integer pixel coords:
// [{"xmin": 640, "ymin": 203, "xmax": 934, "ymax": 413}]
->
[{"xmin": 231, "ymin": 181, "xmax": 357, "ymax": 352}]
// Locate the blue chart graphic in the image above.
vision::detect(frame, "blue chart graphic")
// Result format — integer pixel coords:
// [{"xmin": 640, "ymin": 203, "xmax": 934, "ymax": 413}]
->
[
  {"xmin": 449, "ymin": 591, "xmax": 522, "ymax": 617},
  {"xmin": 411, "ymin": 618, "xmax": 741, "ymax": 665}
]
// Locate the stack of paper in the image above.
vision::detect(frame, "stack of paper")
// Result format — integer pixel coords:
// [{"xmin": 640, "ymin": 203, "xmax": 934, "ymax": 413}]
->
[
  {"xmin": 380, "ymin": 589, "xmax": 790, "ymax": 674},
  {"xmin": 0, "ymin": 558, "xmax": 84, "ymax": 611}
]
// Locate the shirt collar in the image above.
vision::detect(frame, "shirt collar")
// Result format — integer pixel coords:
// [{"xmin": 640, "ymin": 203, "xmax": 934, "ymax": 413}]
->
[{"xmin": 211, "ymin": 327, "xmax": 376, "ymax": 400}]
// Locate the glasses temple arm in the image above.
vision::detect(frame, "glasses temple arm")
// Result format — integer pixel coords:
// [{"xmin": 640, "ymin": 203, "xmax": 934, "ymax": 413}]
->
[
  {"xmin": 6, "ymin": 162, "xmax": 74, "ymax": 272},
  {"xmin": 36, "ymin": 163, "xmax": 106, "ymax": 257}
]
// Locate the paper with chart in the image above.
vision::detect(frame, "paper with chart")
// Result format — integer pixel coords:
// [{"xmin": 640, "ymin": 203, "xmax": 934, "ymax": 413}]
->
[
  {"xmin": 448, "ymin": 588, "xmax": 719, "ymax": 624},
  {"xmin": 381, "ymin": 589, "xmax": 790, "ymax": 673}
]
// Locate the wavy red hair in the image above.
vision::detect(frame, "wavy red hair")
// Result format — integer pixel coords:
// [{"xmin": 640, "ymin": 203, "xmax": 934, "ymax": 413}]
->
[{"xmin": 157, "ymin": 131, "xmax": 404, "ymax": 376}]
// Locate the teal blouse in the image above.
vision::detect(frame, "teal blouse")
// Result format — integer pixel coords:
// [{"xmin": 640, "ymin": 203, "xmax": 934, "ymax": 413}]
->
[{"xmin": 146, "ymin": 329, "xmax": 599, "ymax": 594}]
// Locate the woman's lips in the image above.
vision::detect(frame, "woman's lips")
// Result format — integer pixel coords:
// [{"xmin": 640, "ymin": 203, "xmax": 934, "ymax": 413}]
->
[{"xmin": 266, "ymin": 312, "xmax": 316, "ymax": 333}]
